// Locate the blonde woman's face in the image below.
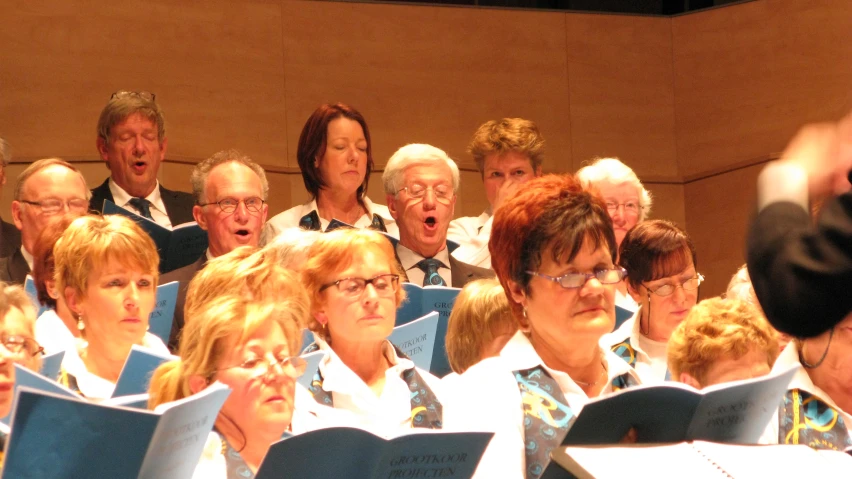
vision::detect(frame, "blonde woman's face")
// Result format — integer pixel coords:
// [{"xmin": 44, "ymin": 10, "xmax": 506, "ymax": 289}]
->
[
  {"xmin": 215, "ymin": 321, "xmax": 297, "ymax": 436},
  {"xmin": 314, "ymin": 247, "xmax": 397, "ymax": 347},
  {"xmin": 74, "ymin": 259, "xmax": 156, "ymax": 351}
]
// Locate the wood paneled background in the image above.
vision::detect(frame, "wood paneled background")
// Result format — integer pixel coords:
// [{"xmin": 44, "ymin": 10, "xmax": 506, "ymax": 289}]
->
[{"xmin": 2, "ymin": 0, "xmax": 850, "ymax": 296}]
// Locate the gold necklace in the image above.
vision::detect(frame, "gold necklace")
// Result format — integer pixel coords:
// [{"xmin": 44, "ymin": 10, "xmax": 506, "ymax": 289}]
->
[{"xmin": 573, "ymin": 360, "xmax": 608, "ymax": 387}]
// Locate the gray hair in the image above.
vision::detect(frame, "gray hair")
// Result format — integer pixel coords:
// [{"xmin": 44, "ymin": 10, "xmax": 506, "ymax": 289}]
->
[
  {"xmin": 0, "ymin": 137, "xmax": 10, "ymax": 167},
  {"xmin": 382, "ymin": 144, "xmax": 460, "ymax": 196},
  {"xmin": 576, "ymin": 157, "xmax": 653, "ymax": 222},
  {"xmin": 262, "ymin": 227, "xmax": 321, "ymax": 269},
  {"xmin": 190, "ymin": 149, "xmax": 269, "ymax": 204},
  {"xmin": 14, "ymin": 158, "xmax": 91, "ymax": 201}
]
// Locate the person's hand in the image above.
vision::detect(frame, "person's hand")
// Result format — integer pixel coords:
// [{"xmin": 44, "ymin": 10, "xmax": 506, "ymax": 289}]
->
[
  {"xmin": 618, "ymin": 427, "xmax": 638, "ymax": 444},
  {"xmin": 779, "ymin": 117, "xmax": 852, "ymax": 199},
  {"xmin": 492, "ymin": 178, "xmax": 523, "ymax": 212}
]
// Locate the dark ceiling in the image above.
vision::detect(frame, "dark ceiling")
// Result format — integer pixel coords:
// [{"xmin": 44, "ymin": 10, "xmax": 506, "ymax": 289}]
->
[{"xmin": 381, "ymin": 0, "xmax": 747, "ymax": 15}]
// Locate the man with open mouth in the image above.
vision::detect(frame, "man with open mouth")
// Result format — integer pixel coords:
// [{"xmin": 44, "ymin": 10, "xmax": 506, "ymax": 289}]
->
[
  {"xmin": 383, "ymin": 143, "xmax": 493, "ymax": 289},
  {"xmin": 159, "ymin": 149, "xmax": 270, "ymax": 350},
  {"xmin": 90, "ymin": 90, "xmax": 195, "ymax": 228}
]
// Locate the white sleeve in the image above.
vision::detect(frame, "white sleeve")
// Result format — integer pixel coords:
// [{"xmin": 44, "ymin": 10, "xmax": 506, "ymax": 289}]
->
[
  {"xmin": 448, "ymin": 216, "xmax": 493, "ymax": 269},
  {"xmin": 441, "ymin": 359, "xmax": 525, "ymax": 479}
]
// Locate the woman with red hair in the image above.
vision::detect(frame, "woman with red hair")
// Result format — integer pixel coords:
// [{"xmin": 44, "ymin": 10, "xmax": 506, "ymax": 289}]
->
[{"xmin": 443, "ymin": 174, "xmax": 642, "ymax": 479}]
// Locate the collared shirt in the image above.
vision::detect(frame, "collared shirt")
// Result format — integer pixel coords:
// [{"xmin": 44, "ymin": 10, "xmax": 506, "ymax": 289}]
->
[
  {"xmin": 60, "ymin": 333, "xmax": 170, "ymax": 402},
  {"xmin": 20, "ymin": 246, "xmax": 33, "ymax": 272},
  {"xmin": 310, "ymin": 337, "xmax": 443, "ymax": 438},
  {"xmin": 761, "ymin": 343, "xmax": 852, "ymax": 444},
  {"xmin": 261, "ymin": 197, "xmax": 398, "ymax": 245},
  {"xmin": 35, "ymin": 308, "xmax": 81, "ymax": 355},
  {"xmin": 602, "ymin": 309, "xmax": 669, "ymax": 384},
  {"xmin": 396, "ymin": 243, "xmax": 452, "ymax": 287},
  {"xmin": 447, "ymin": 210, "xmax": 493, "ymax": 269},
  {"xmin": 442, "ymin": 331, "xmax": 641, "ymax": 479},
  {"xmin": 614, "ymin": 288, "xmax": 638, "ymax": 313},
  {"xmin": 109, "ymin": 178, "xmax": 173, "ymax": 229}
]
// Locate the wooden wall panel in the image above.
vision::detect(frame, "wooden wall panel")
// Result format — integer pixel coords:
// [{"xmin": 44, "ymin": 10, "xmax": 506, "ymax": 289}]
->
[
  {"xmin": 646, "ymin": 183, "xmax": 685, "ymax": 229},
  {"xmin": 279, "ymin": 1, "xmax": 573, "ymax": 172},
  {"xmin": 683, "ymin": 164, "xmax": 763, "ymax": 299},
  {"xmin": 0, "ymin": 1, "xmax": 288, "ymax": 167},
  {"xmin": 673, "ymin": 0, "xmax": 852, "ymax": 179},
  {"xmin": 566, "ymin": 14, "xmax": 678, "ymax": 180}
]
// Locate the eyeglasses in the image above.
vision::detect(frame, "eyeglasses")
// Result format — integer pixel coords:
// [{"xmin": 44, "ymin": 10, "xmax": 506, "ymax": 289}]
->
[
  {"xmin": 213, "ymin": 355, "xmax": 306, "ymax": 380},
  {"xmin": 526, "ymin": 267, "xmax": 627, "ymax": 289},
  {"xmin": 605, "ymin": 201, "xmax": 643, "ymax": 215},
  {"xmin": 110, "ymin": 90, "xmax": 156, "ymax": 102},
  {"xmin": 198, "ymin": 197, "xmax": 265, "ymax": 214},
  {"xmin": 644, "ymin": 274, "xmax": 705, "ymax": 297},
  {"xmin": 20, "ymin": 198, "xmax": 89, "ymax": 215},
  {"xmin": 0, "ymin": 333, "xmax": 44, "ymax": 357},
  {"xmin": 399, "ymin": 184, "xmax": 454, "ymax": 203},
  {"xmin": 320, "ymin": 274, "xmax": 400, "ymax": 298}
]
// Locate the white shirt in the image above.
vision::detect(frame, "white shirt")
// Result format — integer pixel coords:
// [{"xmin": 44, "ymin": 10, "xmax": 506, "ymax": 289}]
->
[
  {"xmin": 109, "ymin": 178, "xmax": 173, "ymax": 229},
  {"xmin": 601, "ymin": 310, "xmax": 669, "ymax": 383},
  {"xmin": 447, "ymin": 210, "xmax": 493, "ymax": 269},
  {"xmin": 261, "ymin": 197, "xmax": 397, "ymax": 245},
  {"xmin": 761, "ymin": 343, "xmax": 852, "ymax": 445},
  {"xmin": 35, "ymin": 309, "xmax": 81, "ymax": 355},
  {"xmin": 310, "ymin": 338, "xmax": 443, "ymax": 438},
  {"xmin": 60, "ymin": 333, "xmax": 170, "ymax": 401},
  {"xmin": 396, "ymin": 243, "xmax": 452, "ymax": 287},
  {"xmin": 614, "ymin": 288, "xmax": 638, "ymax": 313},
  {"xmin": 20, "ymin": 246, "xmax": 34, "ymax": 271},
  {"xmin": 443, "ymin": 331, "xmax": 641, "ymax": 479}
]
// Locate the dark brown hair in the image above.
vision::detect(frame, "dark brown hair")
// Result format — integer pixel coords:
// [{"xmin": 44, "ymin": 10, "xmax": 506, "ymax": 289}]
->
[
  {"xmin": 618, "ymin": 220, "xmax": 697, "ymax": 289},
  {"xmin": 297, "ymin": 103, "xmax": 373, "ymax": 206}
]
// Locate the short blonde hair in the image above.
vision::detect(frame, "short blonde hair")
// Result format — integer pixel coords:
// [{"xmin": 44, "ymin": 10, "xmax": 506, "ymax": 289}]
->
[
  {"xmin": 468, "ymin": 118, "xmax": 545, "ymax": 175},
  {"xmin": 0, "ymin": 282, "xmax": 41, "ymax": 372},
  {"xmin": 445, "ymin": 279, "xmax": 516, "ymax": 373},
  {"xmin": 667, "ymin": 297, "xmax": 778, "ymax": 384},
  {"xmin": 184, "ymin": 246, "xmax": 311, "ymax": 329},
  {"xmin": 54, "ymin": 215, "xmax": 160, "ymax": 299},
  {"xmin": 148, "ymin": 294, "xmax": 303, "ymax": 408},
  {"xmin": 301, "ymin": 229, "xmax": 406, "ymax": 342},
  {"xmin": 262, "ymin": 227, "xmax": 321, "ymax": 268},
  {"xmin": 576, "ymin": 157, "xmax": 652, "ymax": 222},
  {"xmin": 97, "ymin": 92, "xmax": 165, "ymax": 144}
]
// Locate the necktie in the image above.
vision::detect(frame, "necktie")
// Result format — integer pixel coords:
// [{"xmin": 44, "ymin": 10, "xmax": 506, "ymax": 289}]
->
[
  {"xmin": 416, "ymin": 258, "xmax": 447, "ymax": 287},
  {"xmin": 128, "ymin": 197, "xmax": 153, "ymax": 220}
]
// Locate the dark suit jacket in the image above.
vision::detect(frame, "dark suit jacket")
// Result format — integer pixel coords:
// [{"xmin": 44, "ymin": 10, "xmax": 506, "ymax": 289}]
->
[
  {"xmin": 0, "ymin": 219, "xmax": 21, "ymax": 259},
  {"xmin": 159, "ymin": 254, "xmax": 206, "ymax": 351},
  {"xmin": 395, "ymin": 244, "xmax": 494, "ymax": 288},
  {"xmin": 747, "ymin": 192, "xmax": 852, "ymax": 338},
  {"xmin": 0, "ymin": 249, "xmax": 30, "ymax": 285},
  {"xmin": 89, "ymin": 178, "xmax": 196, "ymax": 226}
]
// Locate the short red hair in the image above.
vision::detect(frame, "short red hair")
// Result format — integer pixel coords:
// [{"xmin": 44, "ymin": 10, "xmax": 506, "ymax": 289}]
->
[{"xmin": 489, "ymin": 174, "xmax": 615, "ymax": 322}]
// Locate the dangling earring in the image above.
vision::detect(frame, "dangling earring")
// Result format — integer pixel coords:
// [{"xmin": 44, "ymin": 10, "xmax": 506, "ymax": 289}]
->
[
  {"xmin": 519, "ymin": 308, "xmax": 531, "ymax": 333},
  {"xmin": 77, "ymin": 313, "xmax": 85, "ymax": 332}
]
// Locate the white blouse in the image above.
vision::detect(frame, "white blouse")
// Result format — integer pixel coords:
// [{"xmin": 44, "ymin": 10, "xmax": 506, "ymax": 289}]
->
[
  {"xmin": 60, "ymin": 333, "xmax": 170, "ymax": 402},
  {"xmin": 601, "ymin": 309, "xmax": 669, "ymax": 383},
  {"xmin": 308, "ymin": 338, "xmax": 443, "ymax": 438},
  {"xmin": 35, "ymin": 309, "xmax": 81, "ymax": 355},
  {"xmin": 262, "ymin": 197, "xmax": 398, "ymax": 244},
  {"xmin": 442, "ymin": 331, "xmax": 642, "ymax": 479}
]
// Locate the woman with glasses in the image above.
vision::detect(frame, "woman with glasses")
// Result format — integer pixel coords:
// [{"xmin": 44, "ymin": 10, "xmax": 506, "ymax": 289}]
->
[
  {"xmin": 576, "ymin": 158, "xmax": 653, "ymax": 316},
  {"xmin": 149, "ymin": 290, "xmax": 309, "ymax": 478},
  {"xmin": 443, "ymin": 174, "xmax": 642, "ymax": 479},
  {"xmin": 604, "ymin": 220, "xmax": 702, "ymax": 383},
  {"xmin": 262, "ymin": 103, "xmax": 397, "ymax": 242},
  {"xmin": 300, "ymin": 228, "xmax": 443, "ymax": 436},
  {"xmin": 53, "ymin": 215, "xmax": 169, "ymax": 401}
]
